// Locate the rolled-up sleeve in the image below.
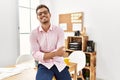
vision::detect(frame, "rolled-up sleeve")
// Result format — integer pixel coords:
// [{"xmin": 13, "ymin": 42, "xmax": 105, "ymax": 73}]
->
[
  {"xmin": 30, "ymin": 31, "xmax": 44, "ymax": 62},
  {"xmin": 33, "ymin": 51, "xmax": 45, "ymax": 62}
]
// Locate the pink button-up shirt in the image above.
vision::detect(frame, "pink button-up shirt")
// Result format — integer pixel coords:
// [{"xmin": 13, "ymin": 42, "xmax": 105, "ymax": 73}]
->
[{"xmin": 30, "ymin": 25, "xmax": 66, "ymax": 72}]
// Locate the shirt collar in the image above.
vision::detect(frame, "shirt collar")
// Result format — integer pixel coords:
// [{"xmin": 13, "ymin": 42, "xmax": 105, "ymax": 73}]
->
[{"xmin": 39, "ymin": 24, "xmax": 53, "ymax": 32}]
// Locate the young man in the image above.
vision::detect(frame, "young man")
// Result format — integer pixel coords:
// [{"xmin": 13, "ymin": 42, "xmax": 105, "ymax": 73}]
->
[{"xmin": 30, "ymin": 4, "xmax": 71, "ymax": 80}]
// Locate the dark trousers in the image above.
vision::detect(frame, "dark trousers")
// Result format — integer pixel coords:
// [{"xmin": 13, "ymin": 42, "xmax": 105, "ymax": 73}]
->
[{"xmin": 36, "ymin": 64, "xmax": 72, "ymax": 80}]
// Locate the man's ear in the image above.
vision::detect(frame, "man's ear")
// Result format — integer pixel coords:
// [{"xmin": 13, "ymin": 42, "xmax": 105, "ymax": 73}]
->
[
  {"xmin": 37, "ymin": 15, "xmax": 39, "ymax": 19},
  {"xmin": 50, "ymin": 13, "xmax": 51, "ymax": 17}
]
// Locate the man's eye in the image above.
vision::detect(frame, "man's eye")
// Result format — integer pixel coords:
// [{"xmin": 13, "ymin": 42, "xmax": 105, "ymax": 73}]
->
[
  {"xmin": 38, "ymin": 13, "xmax": 42, "ymax": 16},
  {"xmin": 38, "ymin": 11, "xmax": 48, "ymax": 16}
]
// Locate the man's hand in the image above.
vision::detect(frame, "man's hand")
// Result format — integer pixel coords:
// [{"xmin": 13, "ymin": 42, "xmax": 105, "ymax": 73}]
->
[
  {"xmin": 55, "ymin": 46, "xmax": 65, "ymax": 57},
  {"xmin": 43, "ymin": 46, "xmax": 65, "ymax": 60}
]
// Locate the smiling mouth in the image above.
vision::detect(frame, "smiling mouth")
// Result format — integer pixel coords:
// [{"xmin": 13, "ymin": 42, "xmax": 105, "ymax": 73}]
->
[
  {"xmin": 40, "ymin": 17, "xmax": 49, "ymax": 23},
  {"xmin": 41, "ymin": 16, "xmax": 47, "ymax": 20},
  {"xmin": 43, "ymin": 17, "xmax": 47, "ymax": 19}
]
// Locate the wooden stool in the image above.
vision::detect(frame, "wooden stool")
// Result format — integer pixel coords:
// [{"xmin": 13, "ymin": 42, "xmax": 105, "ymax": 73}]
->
[{"xmin": 52, "ymin": 76, "xmax": 56, "ymax": 80}]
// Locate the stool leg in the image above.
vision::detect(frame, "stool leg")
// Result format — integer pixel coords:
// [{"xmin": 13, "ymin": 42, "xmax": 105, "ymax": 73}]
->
[{"xmin": 52, "ymin": 76, "xmax": 56, "ymax": 80}]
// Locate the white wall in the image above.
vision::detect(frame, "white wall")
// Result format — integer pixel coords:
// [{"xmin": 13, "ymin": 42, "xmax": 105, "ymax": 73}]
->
[
  {"xmin": 0, "ymin": 0, "xmax": 120, "ymax": 80},
  {"xmin": 0, "ymin": 0, "xmax": 19, "ymax": 67},
  {"xmin": 49, "ymin": 0, "xmax": 120, "ymax": 80}
]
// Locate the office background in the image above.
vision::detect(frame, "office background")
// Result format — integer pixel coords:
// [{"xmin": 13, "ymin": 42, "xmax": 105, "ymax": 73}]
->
[{"xmin": 0, "ymin": 0, "xmax": 120, "ymax": 80}]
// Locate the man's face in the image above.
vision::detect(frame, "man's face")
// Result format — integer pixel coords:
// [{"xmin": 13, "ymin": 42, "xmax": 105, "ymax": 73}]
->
[{"xmin": 36, "ymin": 7, "xmax": 51, "ymax": 24}]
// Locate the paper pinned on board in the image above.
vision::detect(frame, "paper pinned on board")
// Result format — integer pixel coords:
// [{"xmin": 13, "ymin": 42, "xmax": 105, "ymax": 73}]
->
[
  {"xmin": 72, "ymin": 23, "xmax": 82, "ymax": 31},
  {"xmin": 59, "ymin": 23, "xmax": 67, "ymax": 30}
]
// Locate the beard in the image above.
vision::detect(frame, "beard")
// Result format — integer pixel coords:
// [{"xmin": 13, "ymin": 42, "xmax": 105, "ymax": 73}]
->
[
  {"xmin": 41, "ymin": 20, "xmax": 49, "ymax": 24},
  {"xmin": 40, "ymin": 16, "xmax": 49, "ymax": 24}
]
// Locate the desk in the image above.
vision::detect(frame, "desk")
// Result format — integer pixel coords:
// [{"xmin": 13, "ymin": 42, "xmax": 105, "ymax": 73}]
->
[
  {"xmin": 2, "ymin": 62, "xmax": 77, "ymax": 80},
  {"xmin": 2, "ymin": 68, "xmax": 36, "ymax": 80}
]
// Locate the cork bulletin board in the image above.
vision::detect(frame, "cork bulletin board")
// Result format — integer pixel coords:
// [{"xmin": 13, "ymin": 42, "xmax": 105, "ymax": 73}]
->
[{"xmin": 59, "ymin": 12, "xmax": 83, "ymax": 32}]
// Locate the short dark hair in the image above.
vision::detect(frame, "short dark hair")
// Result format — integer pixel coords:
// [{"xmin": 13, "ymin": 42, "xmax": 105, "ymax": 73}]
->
[{"xmin": 36, "ymin": 4, "xmax": 50, "ymax": 13}]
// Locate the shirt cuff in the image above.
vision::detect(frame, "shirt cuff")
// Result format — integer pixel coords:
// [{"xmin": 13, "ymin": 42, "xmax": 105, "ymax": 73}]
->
[{"xmin": 32, "ymin": 51, "xmax": 45, "ymax": 62}]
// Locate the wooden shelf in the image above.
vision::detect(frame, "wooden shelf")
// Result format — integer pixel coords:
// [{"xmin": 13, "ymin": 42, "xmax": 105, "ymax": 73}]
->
[
  {"xmin": 65, "ymin": 36, "xmax": 96, "ymax": 80},
  {"xmin": 66, "ymin": 36, "xmax": 88, "ymax": 51}
]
